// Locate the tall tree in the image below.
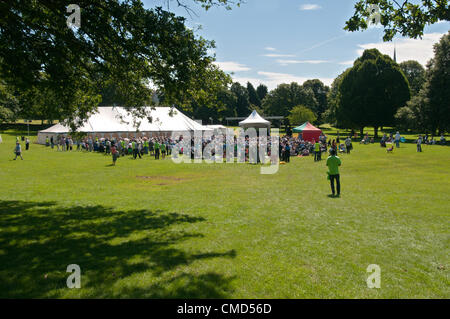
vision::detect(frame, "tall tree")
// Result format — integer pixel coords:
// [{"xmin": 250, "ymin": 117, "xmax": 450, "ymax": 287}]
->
[
  {"xmin": 324, "ymin": 69, "xmax": 351, "ymax": 127},
  {"xmin": 399, "ymin": 60, "xmax": 426, "ymax": 96},
  {"xmin": 337, "ymin": 49, "xmax": 410, "ymax": 137},
  {"xmin": 247, "ymin": 82, "xmax": 261, "ymax": 108},
  {"xmin": 345, "ymin": 0, "xmax": 449, "ymax": 41},
  {"xmin": 302, "ymin": 79, "xmax": 330, "ymax": 123},
  {"xmin": 256, "ymin": 84, "xmax": 268, "ymax": 102},
  {"xmin": 230, "ymin": 82, "xmax": 250, "ymax": 117},
  {"xmin": 395, "ymin": 33, "xmax": 450, "ymax": 134},
  {"xmin": 423, "ymin": 31, "xmax": 450, "ymax": 134}
]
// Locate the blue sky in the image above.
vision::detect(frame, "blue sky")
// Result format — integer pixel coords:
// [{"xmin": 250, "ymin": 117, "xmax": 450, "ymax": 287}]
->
[{"xmin": 143, "ymin": 0, "xmax": 450, "ymax": 89}]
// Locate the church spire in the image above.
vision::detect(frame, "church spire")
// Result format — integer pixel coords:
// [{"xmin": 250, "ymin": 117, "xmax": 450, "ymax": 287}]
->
[{"xmin": 393, "ymin": 44, "xmax": 397, "ymax": 63}]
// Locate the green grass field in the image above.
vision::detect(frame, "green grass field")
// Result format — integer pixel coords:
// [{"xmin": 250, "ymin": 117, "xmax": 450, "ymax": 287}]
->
[{"xmin": 0, "ymin": 130, "xmax": 448, "ymax": 298}]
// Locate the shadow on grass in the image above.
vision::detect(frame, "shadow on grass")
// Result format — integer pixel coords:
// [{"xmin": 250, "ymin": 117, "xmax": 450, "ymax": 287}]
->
[{"xmin": 0, "ymin": 200, "xmax": 236, "ymax": 298}]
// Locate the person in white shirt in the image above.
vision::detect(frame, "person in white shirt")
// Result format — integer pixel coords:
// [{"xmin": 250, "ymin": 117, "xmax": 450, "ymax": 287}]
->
[
  {"xmin": 417, "ymin": 135, "xmax": 422, "ymax": 152},
  {"xmin": 395, "ymin": 132, "xmax": 401, "ymax": 148}
]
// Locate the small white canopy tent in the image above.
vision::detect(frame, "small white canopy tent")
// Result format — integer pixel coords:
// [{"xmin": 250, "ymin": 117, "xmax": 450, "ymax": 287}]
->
[
  {"xmin": 205, "ymin": 124, "xmax": 228, "ymax": 135},
  {"xmin": 37, "ymin": 106, "xmax": 212, "ymax": 144},
  {"xmin": 239, "ymin": 110, "xmax": 271, "ymax": 129}
]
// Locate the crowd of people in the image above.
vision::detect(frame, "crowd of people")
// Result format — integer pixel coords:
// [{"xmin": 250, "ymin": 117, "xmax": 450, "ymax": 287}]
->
[
  {"xmin": 44, "ymin": 135, "xmax": 175, "ymax": 162},
  {"xmin": 40, "ymin": 132, "xmax": 358, "ymax": 166}
]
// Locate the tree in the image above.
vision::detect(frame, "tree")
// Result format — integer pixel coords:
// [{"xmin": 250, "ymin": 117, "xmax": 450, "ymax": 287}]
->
[
  {"xmin": 216, "ymin": 88, "xmax": 238, "ymax": 120},
  {"xmin": 256, "ymin": 84, "xmax": 268, "ymax": 102},
  {"xmin": 399, "ymin": 60, "xmax": 426, "ymax": 96},
  {"xmin": 423, "ymin": 31, "xmax": 450, "ymax": 134},
  {"xmin": 302, "ymin": 79, "xmax": 330, "ymax": 123},
  {"xmin": 324, "ymin": 69, "xmax": 351, "ymax": 126},
  {"xmin": 185, "ymin": 65, "xmax": 233, "ymax": 123},
  {"xmin": 337, "ymin": 49, "xmax": 410, "ymax": 137},
  {"xmin": 230, "ymin": 82, "xmax": 251, "ymax": 117},
  {"xmin": 262, "ymin": 82, "xmax": 318, "ymax": 118},
  {"xmin": 345, "ymin": 0, "xmax": 449, "ymax": 41},
  {"xmin": 288, "ymin": 105, "xmax": 317, "ymax": 126},
  {"xmin": 395, "ymin": 32, "xmax": 450, "ymax": 134},
  {"xmin": 0, "ymin": 80, "xmax": 18, "ymax": 123},
  {"xmin": 247, "ymin": 82, "xmax": 261, "ymax": 108},
  {"xmin": 0, "ymin": 1, "xmax": 240, "ymax": 127}
]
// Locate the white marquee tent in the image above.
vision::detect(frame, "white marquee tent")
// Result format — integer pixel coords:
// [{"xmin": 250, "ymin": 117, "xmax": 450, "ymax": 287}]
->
[
  {"xmin": 37, "ymin": 106, "xmax": 211, "ymax": 144},
  {"xmin": 239, "ymin": 110, "xmax": 271, "ymax": 129}
]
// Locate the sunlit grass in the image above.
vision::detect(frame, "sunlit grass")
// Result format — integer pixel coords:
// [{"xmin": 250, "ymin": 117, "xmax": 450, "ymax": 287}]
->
[{"xmin": 0, "ymin": 130, "xmax": 448, "ymax": 298}]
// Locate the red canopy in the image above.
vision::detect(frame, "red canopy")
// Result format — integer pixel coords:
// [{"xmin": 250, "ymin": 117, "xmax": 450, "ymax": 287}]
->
[{"xmin": 293, "ymin": 122, "xmax": 322, "ymax": 142}]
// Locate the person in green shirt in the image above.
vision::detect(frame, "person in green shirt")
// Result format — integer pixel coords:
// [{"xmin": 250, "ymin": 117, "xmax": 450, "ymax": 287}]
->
[
  {"xmin": 326, "ymin": 149, "xmax": 342, "ymax": 197},
  {"xmin": 314, "ymin": 140, "xmax": 321, "ymax": 162},
  {"xmin": 154, "ymin": 141, "xmax": 160, "ymax": 160}
]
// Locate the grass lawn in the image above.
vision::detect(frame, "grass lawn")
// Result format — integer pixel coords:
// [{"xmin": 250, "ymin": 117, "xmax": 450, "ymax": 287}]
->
[{"xmin": 0, "ymin": 131, "xmax": 448, "ymax": 298}]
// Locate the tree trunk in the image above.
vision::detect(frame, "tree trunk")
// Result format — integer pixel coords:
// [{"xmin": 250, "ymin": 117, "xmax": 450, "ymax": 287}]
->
[
  {"xmin": 374, "ymin": 126, "xmax": 378, "ymax": 138},
  {"xmin": 360, "ymin": 127, "xmax": 364, "ymax": 138}
]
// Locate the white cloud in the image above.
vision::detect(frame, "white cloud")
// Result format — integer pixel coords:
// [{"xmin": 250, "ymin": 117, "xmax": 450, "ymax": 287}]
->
[
  {"xmin": 338, "ymin": 60, "xmax": 354, "ymax": 66},
  {"xmin": 276, "ymin": 59, "xmax": 329, "ymax": 66},
  {"xmin": 233, "ymin": 71, "xmax": 333, "ymax": 90},
  {"xmin": 357, "ymin": 33, "xmax": 445, "ymax": 66},
  {"xmin": 299, "ymin": 4, "xmax": 321, "ymax": 11},
  {"xmin": 213, "ymin": 61, "xmax": 251, "ymax": 72},
  {"xmin": 263, "ymin": 53, "xmax": 296, "ymax": 58},
  {"xmin": 265, "ymin": 47, "xmax": 277, "ymax": 51}
]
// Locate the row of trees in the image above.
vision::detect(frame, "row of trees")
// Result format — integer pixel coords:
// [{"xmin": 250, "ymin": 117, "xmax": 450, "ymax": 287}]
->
[{"xmin": 185, "ymin": 79, "xmax": 328, "ymax": 126}]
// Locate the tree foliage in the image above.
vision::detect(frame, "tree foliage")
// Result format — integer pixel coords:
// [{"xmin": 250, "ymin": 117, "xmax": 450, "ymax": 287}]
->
[
  {"xmin": 395, "ymin": 32, "xmax": 449, "ymax": 134},
  {"xmin": 345, "ymin": 0, "xmax": 449, "ymax": 41},
  {"xmin": 399, "ymin": 60, "xmax": 426, "ymax": 96},
  {"xmin": 302, "ymin": 79, "xmax": 330, "ymax": 123},
  {"xmin": 256, "ymin": 84, "xmax": 268, "ymax": 102},
  {"xmin": 247, "ymin": 82, "xmax": 261, "ymax": 108},
  {"xmin": 337, "ymin": 48, "xmax": 410, "ymax": 136},
  {"xmin": 0, "ymin": 0, "xmax": 238, "ymax": 127},
  {"xmin": 288, "ymin": 105, "xmax": 317, "ymax": 126},
  {"xmin": 262, "ymin": 82, "xmax": 318, "ymax": 118}
]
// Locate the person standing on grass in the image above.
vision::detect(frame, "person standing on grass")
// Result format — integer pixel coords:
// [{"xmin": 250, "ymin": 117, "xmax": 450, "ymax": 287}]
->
[
  {"xmin": 345, "ymin": 137, "xmax": 352, "ymax": 154},
  {"xmin": 25, "ymin": 138, "xmax": 30, "ymax": 150},
  {"xmin": 395, "ymin": 131, "xmax": 401, "ymax": 148},
  {"xmin": 314, "ymin": 140, "xmax": 320, "ymax": 162},
  {"xmin": 111, "ymin": 143, "xmax": 119, "ymax": 166},
  {"xmin": 154, "ymin": 140, "xmax": 160, "ymax": 160},
  {"xmin": 0, "ymin": 134, "xmax": 2, "ymax": 144},
  {"xmin": 417, "ymin": 135, "xmax": 422, "ymax": 152},
  {"xmin": 161, "ymin": 142, "xmax": 166, "ymax": 159},
  {"xmin": 284, "ymin": 142, "xmax": 291, "ymax": 163},
  {"xmin": 326, "ymin": 149, "xmax": 341, "ymax": 197},
  {"xmin": 14, "ymin": 142, "xmax": 23, "ymax": 160}
]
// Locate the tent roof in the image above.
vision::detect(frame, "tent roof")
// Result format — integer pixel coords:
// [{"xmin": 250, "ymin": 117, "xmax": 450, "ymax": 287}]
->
[
  {"xmin": 292, "ymin": 122, "xmax": 322, "ymax": 132},
  {"xmin": 39, "ymin": 106, "xmax": 211, "ymax": 134},
  {"xmin": 205, "ymin": 125, "xmax": 227, "ymax": 129},
  {"xmin": 239, "ymin": 110, "xmax": 270, "ymax": 128}
]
